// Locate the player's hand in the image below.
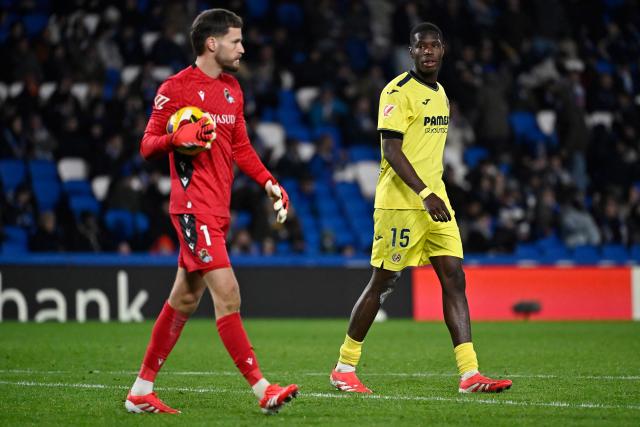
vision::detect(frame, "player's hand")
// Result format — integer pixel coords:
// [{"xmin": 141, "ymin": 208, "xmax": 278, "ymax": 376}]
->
[
  {"xmin": 265, "ymin": 180, "xmax": 289, "ymax": 224},
  {"xmin": 423, "ymin": 193, "xmax": 451, "ymax": 222},
  {"xmin": 171, "ymin": 117, "xmax": 216, "ymax": 150}
]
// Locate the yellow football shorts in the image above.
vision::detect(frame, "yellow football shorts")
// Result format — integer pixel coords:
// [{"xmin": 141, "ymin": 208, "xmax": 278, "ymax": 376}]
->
[{"xmin": 370, "ymin": 208, "xmax": 463, "ymax": 271}]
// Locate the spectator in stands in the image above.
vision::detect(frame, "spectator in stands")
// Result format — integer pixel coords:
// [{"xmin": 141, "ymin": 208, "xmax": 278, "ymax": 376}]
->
[
  {"xmin": 30, "ymin": 211, "xmax": 66, "ymax": 252},
  {"xmin": 309, "ymin": 133, "xmax": 340, "ymax": 185},
  {"xmin": 275, "ymin": 138, "xmax": 310, "ymax": 181},
  {"xmin": 308, "ymin": 85, "xmax": 348, "ymax": 129},
  {"xmin": 597, "ymin": 194, "xmax": 628, "ymax": 244},
  {"xmin": 560, "ymin": 189, "xmax": 601, "ymax": 248},
  {"xmin": 74, "ymin": 211, "xmax": 109, "ymax": 252},
  {"xmin": 5, "ymin": 184, "xmax": 37, "ymax": 231}
]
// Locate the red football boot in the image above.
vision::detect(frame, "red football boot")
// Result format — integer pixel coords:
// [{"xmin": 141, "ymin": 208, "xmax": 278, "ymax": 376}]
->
[
  {"xmin": 125, "ymin": 391, "xmax": 180, "ymax": 414},
  {"xmin": 458, "ymin": 372, "xmax": 512, "ymax": 393},
  {"xmin": 330, "ymin": 369, "xmax": 373, "ymax": 393},
  {"xmin": 259, "ymin": 383, "xmax": 299, "ymax": 414}
]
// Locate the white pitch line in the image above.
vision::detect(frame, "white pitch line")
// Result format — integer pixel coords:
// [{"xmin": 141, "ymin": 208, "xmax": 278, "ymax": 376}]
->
[
  {"xmin": 1, "ymin": 369, "xmax": 639, "ymax": 381},
  {"xmin": 0, "ymin": 380, "xmax": 639, "ymax": 412}
]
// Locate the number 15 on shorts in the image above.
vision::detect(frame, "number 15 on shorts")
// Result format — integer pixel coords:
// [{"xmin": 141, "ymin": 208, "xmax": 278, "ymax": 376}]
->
[{"xmin": 391, "ymin": 228, "xmax": 410, "ymax": 247}]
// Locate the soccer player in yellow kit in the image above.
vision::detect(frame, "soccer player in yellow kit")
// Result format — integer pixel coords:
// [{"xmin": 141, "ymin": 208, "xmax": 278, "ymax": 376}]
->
[{"xmin": 330, "ymin": 23, "xmax": 512, "ymax": 394}]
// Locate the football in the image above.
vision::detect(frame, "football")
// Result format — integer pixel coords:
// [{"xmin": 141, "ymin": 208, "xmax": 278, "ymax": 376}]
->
[{"xmin": 166, "ymin": 105, "xmax": 215, "ymax": 155}]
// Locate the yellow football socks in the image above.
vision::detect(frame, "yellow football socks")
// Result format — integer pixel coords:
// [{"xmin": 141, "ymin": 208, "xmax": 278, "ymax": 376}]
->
[
  {"xmin": 338, "ymin": 335, "xmax": 363, "ymax": 366},
  {"xmin": 454, "ymin": 342, "xmax": 479, "ymax": 376}
]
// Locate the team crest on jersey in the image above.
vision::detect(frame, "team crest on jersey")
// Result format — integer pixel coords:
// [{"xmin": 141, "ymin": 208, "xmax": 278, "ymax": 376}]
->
[
  {"xmin": 391, "ymin": 253, "xmax": 401, "ymax": 263},
  {"xmin": 199, "ymin": 248, "xmax": 213, "ymax": 263},
  {"xmin": 383, "ymin": 104, "xmax": 395, "ymax": 117},
  {"xmin": 224, "ymin": 88, "xmax": 235, "ymax": 103}
]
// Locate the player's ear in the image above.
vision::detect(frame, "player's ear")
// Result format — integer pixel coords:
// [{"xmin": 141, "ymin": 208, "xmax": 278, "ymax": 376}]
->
[{"xmin": 206, "ymin": 36, "xmax": 217, "ymax": 53}]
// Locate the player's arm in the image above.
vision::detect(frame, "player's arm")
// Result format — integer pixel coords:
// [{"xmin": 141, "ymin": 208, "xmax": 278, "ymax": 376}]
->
[
  {"xmin": 382, "ymin": 135, "xmax": 450, "ymax": 222},
  {"xmin": 231, "ymin": 90, "xmax": 289, "ymax": 223},
  {"xmin": 140, "ymin": 81, "xmax": 214, "ymax": 160},
  {"xmin": 378, "ymin": 87, "xmax": 450, "ymax": 222}
]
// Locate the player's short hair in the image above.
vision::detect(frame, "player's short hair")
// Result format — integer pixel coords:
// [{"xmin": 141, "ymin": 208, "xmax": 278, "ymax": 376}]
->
[
  {"xmin": 409, "ymin": 22, "xmax": 443, "ymax": 46},
  {"xmin": 190, "ymin": 8, "xmax": 243, "ymax": 55}
]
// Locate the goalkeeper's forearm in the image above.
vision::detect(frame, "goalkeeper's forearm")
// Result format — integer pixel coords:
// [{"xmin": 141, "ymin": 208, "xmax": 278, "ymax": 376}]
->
[{"xmin": 140, "ymin": 132, "xmax": 173, "ymax": 160}]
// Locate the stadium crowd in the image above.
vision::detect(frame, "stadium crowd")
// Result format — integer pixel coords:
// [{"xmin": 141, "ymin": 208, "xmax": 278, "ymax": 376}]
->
[{"xmin": 1, "ymin": 0, "xmax": 640, "ymax": 258}]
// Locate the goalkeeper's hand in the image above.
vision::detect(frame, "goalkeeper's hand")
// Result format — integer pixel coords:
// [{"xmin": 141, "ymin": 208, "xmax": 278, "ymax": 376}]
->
[
  {"xmin": 171, "ymin": 117, "xmax": 216, "ymax": 150},
  {"xmin": 265, "ymin": 180, "xmax": 289, "ymax": 224}
]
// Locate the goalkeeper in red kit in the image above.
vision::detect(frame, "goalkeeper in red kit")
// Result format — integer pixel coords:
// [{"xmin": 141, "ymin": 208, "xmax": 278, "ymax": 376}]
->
[{"xmin": 124, "ymin": 9, "xmax": 297, "ymax": 415}]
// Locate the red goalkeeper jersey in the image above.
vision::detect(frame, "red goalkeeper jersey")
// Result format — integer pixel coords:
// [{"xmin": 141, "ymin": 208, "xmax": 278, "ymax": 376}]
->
[{"xmin": 140, "ymin": 64, "xmax": 273, "ymax": 217}]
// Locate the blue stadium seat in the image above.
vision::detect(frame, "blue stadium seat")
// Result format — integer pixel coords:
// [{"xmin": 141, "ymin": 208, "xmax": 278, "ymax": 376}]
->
[
  {"xmin": 0, "ymin": 159, "xmax": 26, "ymax": 193},
  {"xmin": 573, "ymin": 245, "xmax": 600, "ymax": 265},
  {"xmin": 246, "ymin": 0, "xmax": 269, "ymax": 18},
  {"xmin": 463, "ymin": 146, "xmax": 489, "ymax": 169},
  {"xmin": 348, "ymin": 145, "xmax": 379, "ymax": 162},
  {"xmin": 509, "ymin": 111, "xmax": 549, "ymax": 150},
  {"xmin": 276, "ymin": 2, "xmax": 303, "ymax": 29},
  {"xmin": 104, "ymin": 210, "xmax": 149, "ymax": 240},
  {"xmin": 1, "ymin": 226, "xmax": 28, "ymax": 253},
  {"xmin": 601, "ymin": 244, "xmax": 628, "ymax": 263},
  {"xmin": 313, "ymin": 125, "xmax": 342, "ymax": 148},
  {"xmin": 32, "ymin": 180, "xmax": 61, "ymax": 211},
  {"xmin": 276, "ymin": 241, "xmax": 292, "ymax": 255},
  {"xmin": 63, "ymin": 180, "xmax": 93, "ymax": 197},
  {"xmin": 514, "ymin": 243, "xmax": 540, "ymax": 259},
  {"xmin": 630, "ymin": 244, "xmax": 640, "ymax": 262},
  {"xmin": 28, "ymin": 159, "xmax": 58, "ymax": 180},
  {"xmin": 234, "ymin": 210, "xmax": 252, "ymax": 230},
  {"xmin": 22, "ymin": 13, "xmax": 48, "ymax": 36},
  {"xmin": 540, "ymin": 246, "xmax": 572, "ymax": 264},
  {"xmin": 69, "ymin": 195, "xmax": 100, "ymax": 219}
]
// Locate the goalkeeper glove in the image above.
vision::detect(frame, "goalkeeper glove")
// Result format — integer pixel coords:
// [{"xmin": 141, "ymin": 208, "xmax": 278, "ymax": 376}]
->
[
  {"xmin": 265, "ymin": 180, "xmax": 290, "ymax": 224},
  {"xmin": 171, "ymin": 116, "xmax": 216, "ymax": 150}
]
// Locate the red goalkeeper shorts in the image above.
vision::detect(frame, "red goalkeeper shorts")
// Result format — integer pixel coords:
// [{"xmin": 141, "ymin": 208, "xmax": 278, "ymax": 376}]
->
[{"xmin": 170, "ymin": 213, "xmax": 231, "ymax": 274}]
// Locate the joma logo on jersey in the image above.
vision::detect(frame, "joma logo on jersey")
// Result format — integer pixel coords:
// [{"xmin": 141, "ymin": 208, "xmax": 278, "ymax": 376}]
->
[{"xmin": 423, "ymin": 115, "xmax": 449, "ymax": 126}]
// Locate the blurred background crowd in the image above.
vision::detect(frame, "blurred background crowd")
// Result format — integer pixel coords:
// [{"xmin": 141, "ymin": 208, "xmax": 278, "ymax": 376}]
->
[{"xmin": 1, "ymin": 0, "xmax": 640, "ymax": 260}]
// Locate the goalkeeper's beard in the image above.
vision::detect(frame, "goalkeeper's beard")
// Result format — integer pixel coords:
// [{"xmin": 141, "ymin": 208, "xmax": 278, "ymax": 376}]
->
[{"xmin": 217, "ymin": 53, "xmax": 241, "ymax": 73}]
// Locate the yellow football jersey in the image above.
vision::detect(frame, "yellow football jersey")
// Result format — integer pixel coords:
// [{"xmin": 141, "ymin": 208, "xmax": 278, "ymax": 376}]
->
[{"xmin": 375, "ymin": 71, "xmax": 450, "ymax": 210}]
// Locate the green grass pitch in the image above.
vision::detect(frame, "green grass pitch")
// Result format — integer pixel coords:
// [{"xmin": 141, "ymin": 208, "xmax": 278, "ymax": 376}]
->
[{"xmin": 1, "ymin": 319, "xmax": 639, "ymax": 426}]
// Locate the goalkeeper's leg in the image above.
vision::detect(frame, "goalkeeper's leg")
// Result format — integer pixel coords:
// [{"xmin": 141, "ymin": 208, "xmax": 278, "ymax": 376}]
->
[
  {"xmin": 204, "ymin": 267, "xmax": 298, "ymax": 414},
  {"xmin": 126, "ymin": 268, "xmax": 207, "ymax": 413},
  {"xmin": 331, "ymin": 267, "xmax": 401, "ymax": 393}
]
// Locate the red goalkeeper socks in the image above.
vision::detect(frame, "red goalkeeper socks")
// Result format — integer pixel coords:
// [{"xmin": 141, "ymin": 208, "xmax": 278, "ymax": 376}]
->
[
  {"xmin": 216, "ymin": 312, "xmax": 264, "ymax": 386},
  {"xmin": 138, "ymin": 301, "xmax": 189, "ymax": 382}
]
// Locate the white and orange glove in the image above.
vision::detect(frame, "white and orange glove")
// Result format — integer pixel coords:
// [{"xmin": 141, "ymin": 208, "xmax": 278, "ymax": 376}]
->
[{"xmin": 265, "ymin": 180, "xmax": 289, "ymax": 224}]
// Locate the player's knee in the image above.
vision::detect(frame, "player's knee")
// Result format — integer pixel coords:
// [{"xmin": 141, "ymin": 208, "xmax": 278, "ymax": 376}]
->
[
  {"xmin": 169, "ymin": 291, "xmax": 200, "ymax": 314},
  {"xmin": 376, "ymin": 271, "xmax": 401, "ymax": 303},
  {"xmin": 215, "ymin": 287, "xmax": 241, "ymax": 313}
]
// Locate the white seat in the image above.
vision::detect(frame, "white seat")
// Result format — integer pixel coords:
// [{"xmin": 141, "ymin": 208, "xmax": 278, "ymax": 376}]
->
[
  {"xmin": 70, "ymin": 83, "xmax": 89, "ymax": 104},
  {"xmin": 255, "ymin": 122, "xmax": 286, "ymax": 162},
  {"xmin": 295, "ymin": 87, "xmax": 320, "ymax": 112},
  {"xmin": 297, "ymin": 142, "xmax": 316, "ymax": 162},
  {"xmin": 39, "ymin": 82, "xmax": 57, "ymax": 102},
  {"xmin": 141, "ymin": 32, "xmax": 160, "ymax": 54},
  {"xmin": 587, "ymin": 111, "xmax": 614, "ymax": 130},
  {"xmin": 121, "ymin": 66, "xmax": 141, "ymax": 85},
  {"xmin": 354, "ymin": 161, "xmax": 380, "ymax": 200},
  {"xmin": 536, "ymin": 110, "xmax": 556, "ymax": 136},
  {"xmin": 58, "ymin": 157, "xmax": 89, "ymax": 181},
  {"xmin": 91, "ymin": 175, "xmax": 111, "ymax": 201},
  {"xmin": 151, "ymin": 66, "xmax": 173, "ymax": 82},
  {"xmin": 156, "ymin": 175, "xmax": 172, "ymax": 195}
]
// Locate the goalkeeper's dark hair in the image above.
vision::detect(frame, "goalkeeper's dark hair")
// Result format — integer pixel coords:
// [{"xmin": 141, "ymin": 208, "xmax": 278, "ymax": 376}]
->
[
  {"xmin": 190, "ymin": 8, "xmax": 243, "ymax": 55},
  {"xmin": 409, "ymin": 22, "xmax": 443, "ymax": 46}
]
